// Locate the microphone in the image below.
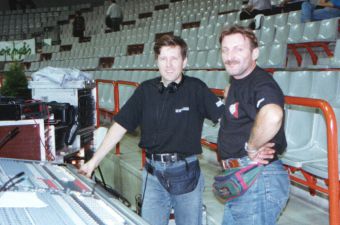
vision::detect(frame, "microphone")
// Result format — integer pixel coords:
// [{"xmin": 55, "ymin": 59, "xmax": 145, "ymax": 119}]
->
[{"xmin": 0, "ymin": 172, "xmax": 25, "ymax": 192}]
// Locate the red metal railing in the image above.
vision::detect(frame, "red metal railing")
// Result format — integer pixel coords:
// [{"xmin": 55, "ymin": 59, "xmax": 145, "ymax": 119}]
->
[
  {"xmin": 95, "ymin": 79, "xmax": 139, "ymax": 156},
  {"xmin": 115, "ymin": 80, "xmax": 139, "ymax": 112},
  {"xmin": 114, "ymin": 80, "xmax": 139, "ymax": 155},
  {"xmin": 288, "ymin": 42, "xmax": 333, "ymax": 66},
  {"xmin": 285, "ymin": 96, "xmax": 339, "ymax": 225},
  {"xmin": 95, "ymin": 79, "xmax": 116, "ymax": 126}
]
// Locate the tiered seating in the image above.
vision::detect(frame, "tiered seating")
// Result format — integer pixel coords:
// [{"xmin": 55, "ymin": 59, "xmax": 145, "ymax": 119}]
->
[
  {"xmin": 258, "ymin": 11, "xmax": 339, "ymax": 69},
  {"xmin": 0, "ymin": 6, "xmax": 80, "ymax": 41}
]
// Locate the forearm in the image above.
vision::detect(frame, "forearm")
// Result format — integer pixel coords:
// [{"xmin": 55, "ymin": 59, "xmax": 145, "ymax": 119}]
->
[
  {"xmin": 91, "ymin": 122, "xmax": 127, "ymax": 167},
  {"xmin": 247, "ymin": 104, "xmax": 283, "ymax": 150},
  {"xmin": 223, "ymin": 85, "xmax": 230, "ymax": 99}
]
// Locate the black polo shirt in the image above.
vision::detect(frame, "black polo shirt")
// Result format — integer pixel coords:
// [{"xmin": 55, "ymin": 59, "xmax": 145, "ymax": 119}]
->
[
  {"xmin": 114, "ymin": 75, "xmax": 224, "ymax": 155},
  {"xmin": 217, "ymin": 66, "xmax": 287, "ymax": 159}
]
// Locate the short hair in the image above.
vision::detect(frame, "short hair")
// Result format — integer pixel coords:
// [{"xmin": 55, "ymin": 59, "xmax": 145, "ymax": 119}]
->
[
  {"xmin": 153, "ymin": 34, "xmax": 188, "ymax": 59},
  {"xmin": 219, "ymin": 25, "xmax": 258, "ymax": 49}
]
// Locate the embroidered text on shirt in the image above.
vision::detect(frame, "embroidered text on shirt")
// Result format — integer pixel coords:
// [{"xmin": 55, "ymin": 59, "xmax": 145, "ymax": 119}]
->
[
  {"xmin": 175, "ymin": 107, "xmax": 190, "ymax": 113},
  {"xmin": 216, "ymin": 99, "xmax": 224, "ymax": 107}
]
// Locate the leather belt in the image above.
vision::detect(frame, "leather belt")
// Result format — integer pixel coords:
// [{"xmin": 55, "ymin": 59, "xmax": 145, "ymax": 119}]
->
[{"xmin": 146, "ymin": 152, "xmax": 186, "ymax": 163}]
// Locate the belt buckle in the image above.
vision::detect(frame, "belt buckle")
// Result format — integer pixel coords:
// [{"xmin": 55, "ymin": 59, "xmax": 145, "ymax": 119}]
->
[
  {"xmin": 160, "ymin": 153, "xmax": 177, "ymax": 163},
  {"xmin": 170, "ymin": 154, "xmax": 177, "ymax": 162},
  {"xmin": 160, "ymin": 154, "xmax": 171, "ymax": 163},
  {"xmin": 160, "ymin": 154, "xmax": 167, "ymax": 163},
  {"xmin": 222, "ymin": 159, "xmax": 241, "ymax": 169}
]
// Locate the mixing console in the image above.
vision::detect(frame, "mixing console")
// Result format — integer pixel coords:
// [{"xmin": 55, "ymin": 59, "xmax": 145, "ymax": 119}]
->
[{"xmin": 0, "ymin": 158, "xmax": 148, "ymax": 225}]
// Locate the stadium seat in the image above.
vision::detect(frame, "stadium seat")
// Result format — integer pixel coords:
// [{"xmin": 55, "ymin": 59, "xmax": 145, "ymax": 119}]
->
[
  {"xmin": 273, "ymin": 71, "xmax": 290, "ymax": 94},
  {"xmin": 262, "ymin": 15, "xmax": 275, "ymax": 28},
  {"xmin": 266, "ymin": 43, "xmax": 287, "ymax": 68},
  {"xmin": 317, "ymin": 18, "xmax": 339, "ymax": 42},
  {"xmin": 287, "ymin": 10, "xmax": 301, "ymax": 25},
  {"xmin": 301, "ymin": 21, "xmax": 320, "ymax": 43},
  {"xmin": 273, "ymin": 25, "xmax": 290, "ymax": 44},
  {"xmin": 287, "ymin": 23, "xmax": 304, "ymax": 43},
  {"xmin": 311, "ymin": 71, "xmax": 340, "ymax": 105},
  {"xmin": 195, "ymin": 50, "xmax": 208, "ymax": 69},
  {"xmin": 282, "ymin": 107, "xmax": 327, "ymax": 168},
  {"xmin": 259, "ymin": 25, "xmax": 276, "ymax": 46},
  {"xmin": 274, "ymin": 12, "xmax": 288, "ymax": 27},
  {"xmin": 301, "ymin": 106, "xmax": 340, "ymax": 178},
  {"xmin": 257, "ymin": 45, "xmax": 270, "ymax": 67}
]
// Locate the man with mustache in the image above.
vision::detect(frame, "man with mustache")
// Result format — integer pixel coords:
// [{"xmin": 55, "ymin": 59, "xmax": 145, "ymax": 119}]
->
[{"xmin": 217, "ymin": 26, "xmax": 290, "ymax": 225}]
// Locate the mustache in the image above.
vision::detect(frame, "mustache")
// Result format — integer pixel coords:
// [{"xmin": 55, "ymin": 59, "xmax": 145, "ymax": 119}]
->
[{"xmin": 224, "ymin": 60, "xmax": 239, "ymax": 65}]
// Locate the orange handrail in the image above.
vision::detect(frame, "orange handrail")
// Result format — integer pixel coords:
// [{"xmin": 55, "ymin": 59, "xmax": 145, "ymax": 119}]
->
[
  {"xmin": 285, "ymin": 96, "xmax": 339, "ymax": 225},
  {"xmin": 95, "ymin": 79, "xmax": 116, "ymax": 127},
  {"xmin": 113, "ymin": 80, "xmax": 139, "ymax": 156},
  {"xmin": 210, "ymin": 88, "xmax": 224, "ymax": 97},
  {"xmin": 96, "ymin": 79, "xmax": 139, "ymax": 156},
  {"xmin": 114, "ymin": 80, "xmax": 139, "ymax": 112}
]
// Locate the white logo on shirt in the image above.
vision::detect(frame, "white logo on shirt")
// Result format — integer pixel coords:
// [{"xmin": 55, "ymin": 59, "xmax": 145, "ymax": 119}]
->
[
  {"xmin": 216, "ymin": 99, "xmax": 224, "ymax": 107},
  {"xmin": 229, "ymin": 102, "xmax": 239, "ymax": 118},
  {"xmin": 175, "ymin": 107, "xmax": 190, "ymax": 113},
  {"xmin": 256, "ymin": 98, "xmax": 265, "ymax": 108}
]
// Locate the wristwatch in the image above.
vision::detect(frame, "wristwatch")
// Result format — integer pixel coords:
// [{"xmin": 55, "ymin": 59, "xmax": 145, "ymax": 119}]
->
[{"xmin": 244, "ymin": 142, "xmax": 257, "ymax": 154}]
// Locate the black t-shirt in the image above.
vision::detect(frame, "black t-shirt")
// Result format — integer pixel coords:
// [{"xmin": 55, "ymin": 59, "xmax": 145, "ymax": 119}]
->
[
  {"xmin": 114, "ymin": 75, "xmax": 224, "ymax": 155},
  {"xmin": 217, "ymin": 66, "xmax": 287, "ymax": 159}
]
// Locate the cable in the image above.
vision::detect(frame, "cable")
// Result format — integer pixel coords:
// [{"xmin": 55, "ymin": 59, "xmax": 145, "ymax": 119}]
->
[
  {"xmin": 0, "ymin": 172, "xmax": 25, "ymax": 192},
  {"xmin": 93, "ymin": 175, "xmax": 131, "ymax": 208},
  {"xmin": 91, "ymin": 181, "xmax": 97, "ymax": 196},
  {"xmin": 32, "ymin": 118, "xmax": 55, "ymax": 161},
  {"xmin": 139, "ymin": 170, "xmax": 148, "ymax": 214},
  {"xmin": 2, "ymin": 177, "xmax": 25, "ymax": 191},
  {"xmin": 0, "ymin": 127, "xmax": 20, "ymax": 150}
]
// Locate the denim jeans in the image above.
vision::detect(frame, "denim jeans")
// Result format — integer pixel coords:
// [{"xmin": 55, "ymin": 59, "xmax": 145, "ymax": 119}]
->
[
  {"xmin": 301, "ymin": 1, "xmax": 340, "ymax": 22},
  {"xmin": 222, "ymin": 160, "xmax": 290, "ymax": 225},
  {"xmin": 141, "ymin": 155, "xmax": 204, "ymax": 225}
]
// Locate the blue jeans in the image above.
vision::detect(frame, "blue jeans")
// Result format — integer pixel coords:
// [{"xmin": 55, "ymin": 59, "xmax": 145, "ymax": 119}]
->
[
  {"xmin": 222, "ymin": 160, "xmax": 290, "ymax": 225},
  {"xmin": 141, "ymin": 155, "xmax": 204, "ymax": 225},
  {"xmin": 301, "ymin": 1, "xmax": 340, "ymax": 22}
]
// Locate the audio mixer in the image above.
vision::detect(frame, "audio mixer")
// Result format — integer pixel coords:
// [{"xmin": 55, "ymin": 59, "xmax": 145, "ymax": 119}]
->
[{"xmin": 0, "ymin": 158, "xmax": 148, "ymax": 225}]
